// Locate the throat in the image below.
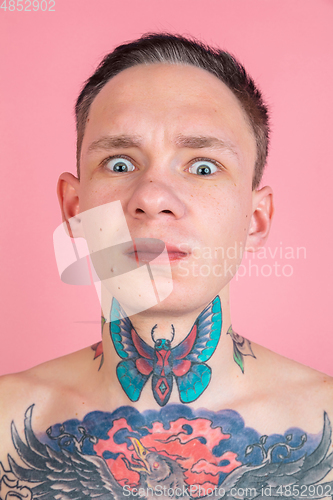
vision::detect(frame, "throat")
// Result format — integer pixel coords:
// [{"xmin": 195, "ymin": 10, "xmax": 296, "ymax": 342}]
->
[{"xmin": 88, "ymin": 291, "xmax": 256, "ymax": 409}]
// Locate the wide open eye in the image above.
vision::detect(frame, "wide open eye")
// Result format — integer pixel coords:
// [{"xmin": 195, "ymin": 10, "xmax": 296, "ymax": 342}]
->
[
  {"xmin": 188, "ymin": 159, "xmax": 219, "ymax": 176},
  {"xmin": 153, "ymin": 462, "xmax": 160, "ymax": 469},
  {"xmin": 104, "ymin": 157, "xmax": 135, "ymax": 173}
]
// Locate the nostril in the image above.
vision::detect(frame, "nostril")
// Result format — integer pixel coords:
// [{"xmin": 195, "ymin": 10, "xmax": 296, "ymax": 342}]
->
[
  {"xmin": 136, "ymin": 208, "xmax": 145, "ymax": 214},
  {"xmin": 162, "ymin": 210, "xmax": 172, "ymax": 214}
]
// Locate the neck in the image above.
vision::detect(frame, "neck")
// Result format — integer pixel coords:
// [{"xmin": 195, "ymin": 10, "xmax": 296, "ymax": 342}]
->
[{"xmin": 92, "ymin": 284, "xmax": 255, "ymax": 410}]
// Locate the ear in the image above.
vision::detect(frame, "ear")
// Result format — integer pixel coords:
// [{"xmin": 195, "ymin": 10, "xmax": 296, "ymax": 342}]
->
[
  {"xmin": 245, "ymin": 186, "xmax": 274, "ymax": 252},
  {"xmin": 57, "ymin": 172, "xmax": 81, "ymax": 238}
]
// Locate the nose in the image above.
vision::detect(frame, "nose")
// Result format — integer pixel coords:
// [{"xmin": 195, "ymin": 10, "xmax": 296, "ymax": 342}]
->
[{"xmin": 126, "ymin": 176, "xmax": 185, "ymax": 221}]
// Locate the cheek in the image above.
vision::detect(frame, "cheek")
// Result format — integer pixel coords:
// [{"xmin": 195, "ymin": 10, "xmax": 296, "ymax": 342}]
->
[
  {"xmin": 196, "ymin": 187, "xmax": 252, "ymax": 243},
  {"xmin": 191, "ymin": 186, "xmax": 252, "ymax": 282},
  {"xmin": 79, "ymin": 178, "xmax": 122, "ymax": 213}
]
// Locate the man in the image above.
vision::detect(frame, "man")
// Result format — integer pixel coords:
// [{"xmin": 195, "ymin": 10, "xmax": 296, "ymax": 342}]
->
[{"xmin": 0, "ymin": 33, "xmax": 332, "ymax": 500}]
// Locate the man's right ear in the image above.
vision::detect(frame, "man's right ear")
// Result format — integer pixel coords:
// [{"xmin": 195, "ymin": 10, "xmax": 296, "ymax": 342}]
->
[{"xmin": 57, "ymin": 172, "xmax": 82, "ymax": 238}]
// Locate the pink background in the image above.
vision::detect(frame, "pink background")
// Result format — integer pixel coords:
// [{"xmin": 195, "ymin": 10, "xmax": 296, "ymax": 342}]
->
[{"xmin": 0, "ymin": 0, "xmax": 332, "ymax": 376}]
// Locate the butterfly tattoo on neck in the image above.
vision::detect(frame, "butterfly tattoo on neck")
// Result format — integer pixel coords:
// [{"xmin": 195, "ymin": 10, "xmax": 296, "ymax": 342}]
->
[{"xmin": 110, "ymin": 295, "xmax": 222, "ymax": 406}]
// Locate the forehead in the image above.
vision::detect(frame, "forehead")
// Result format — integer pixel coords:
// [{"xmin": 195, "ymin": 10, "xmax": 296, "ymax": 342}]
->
[{"xmin": 81, "ymin": 63, "xmax": 256, "ymax": 170}]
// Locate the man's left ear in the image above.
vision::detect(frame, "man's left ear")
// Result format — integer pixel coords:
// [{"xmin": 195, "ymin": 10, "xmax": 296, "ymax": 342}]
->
[{"xmin": 245, "ymin": 186, "xmax": 274, "ymax": 252}]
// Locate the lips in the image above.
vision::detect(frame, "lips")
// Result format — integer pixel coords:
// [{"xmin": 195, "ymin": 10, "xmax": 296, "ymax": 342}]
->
[
  {"xmin": 124, "ymin": 238, "xmax": 190, "ymax": 264},
  {"xmin": 165, "ymin": 244, "xmax": 189, "ymax": 261}
]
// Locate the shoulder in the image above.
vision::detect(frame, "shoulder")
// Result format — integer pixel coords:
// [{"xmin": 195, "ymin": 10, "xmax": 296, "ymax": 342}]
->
[
  {"xmin": 240, "ymin": 342, "xmax": 333, "ymax": 433},
  {"xmin": 260, "ymin": 342, "xmax": 333, "ymax": 395},
  {"xmin": 0, "ymin": 346, "xmax": 95, "ymax": 435},
  {"xmin": 0, "ymin": 346, "xmax": 99, "ymax": 466}
]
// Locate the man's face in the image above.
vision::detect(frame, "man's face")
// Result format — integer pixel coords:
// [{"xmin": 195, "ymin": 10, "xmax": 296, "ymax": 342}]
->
[{"xmin": 77, "ymin": 63, "xmax": 258, "ymax": 313}]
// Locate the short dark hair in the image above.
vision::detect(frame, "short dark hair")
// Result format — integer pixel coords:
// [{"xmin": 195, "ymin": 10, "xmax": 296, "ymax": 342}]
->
[{"xmin": 75, "ymin": 33, "xmax": 269, "ymax": 189}]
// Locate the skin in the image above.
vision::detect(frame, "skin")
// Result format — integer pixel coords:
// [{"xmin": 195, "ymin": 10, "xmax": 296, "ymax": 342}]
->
[
  {"xmin": 55, "ymin": 63, "xmax": 276, "ymax": 408},
  {"xmin": 0, "ymin": 63, "xmax": 333, "ymax": 485},
  {"xmin": 60, "ymin": 63, "xmax": 272, "ymax": 327}
]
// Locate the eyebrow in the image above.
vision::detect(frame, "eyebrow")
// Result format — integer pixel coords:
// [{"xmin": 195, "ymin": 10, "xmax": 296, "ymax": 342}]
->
[
  {"xmin": 174, "ymin": 134, "xmax": 239, "ymax": 158},
  {"xmin": 87, "ymin": 135, "xmax": 143, "ymax": 153},
  {"xmin": 87, "ymin": 133, "xmax": 239, "ymax": 159}
]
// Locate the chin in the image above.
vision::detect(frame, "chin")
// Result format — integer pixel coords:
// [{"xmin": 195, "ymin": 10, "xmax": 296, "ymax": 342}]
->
[{"xmin": 142, "ymin": 279, "xmax": 224, "ymax": 317}]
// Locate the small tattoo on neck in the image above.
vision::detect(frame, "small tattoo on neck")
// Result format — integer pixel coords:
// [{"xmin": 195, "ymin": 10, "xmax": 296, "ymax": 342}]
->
[
  {"xmin": 227, "ymin": 325, "xmax": 256, "ymax": 373},
  {"xmin": 101, "ymin": 315, "xmax": 106, "ymax": 332},
  {"xmin": 90, "ymin": 315, "xmax": 106, "ymax": 370}
]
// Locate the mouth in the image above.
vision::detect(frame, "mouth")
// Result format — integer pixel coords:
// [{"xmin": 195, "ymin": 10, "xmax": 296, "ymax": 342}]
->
[
  {"xmin": 165, "ymin": 245, "xmax": 189, "ymax": 262},
  {"xmin": 124, "ymin": 238, "xmax": 190, "ymax": 265}
]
